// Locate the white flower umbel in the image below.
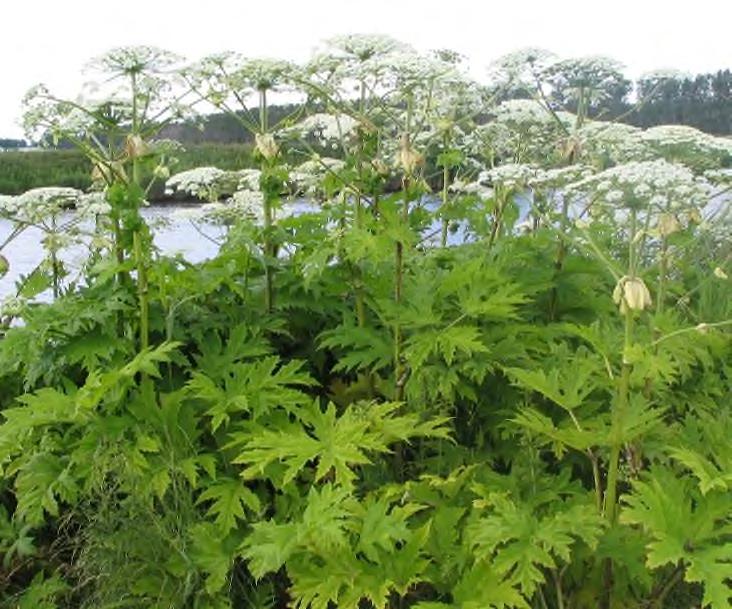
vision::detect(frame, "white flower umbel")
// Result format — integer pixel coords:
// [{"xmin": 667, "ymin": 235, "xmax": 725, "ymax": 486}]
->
[
  {"xmin": 0, "ymin": 295, "xmax": 28, "ymax": 319},
  {"xmin": 323, "ymin": 34, "xmax": 410, "ymax": 63},
  {"xmin": 166, "ymin": 167, "xmax": 242, "ymax": 202},
  {"xmin": 470, "ymin": 99, "xmax": 569, "ymax": 164},
  {"xmin": 9, "ymin": 187, "xmax": 83, "ymax": 222},
  {"xmin": 196, "ymin": 188, "xmax": 298, "ymax": 227},
  {"xmin": 640, "ymin": 125, "xmax": 732, "ymax": 170},
  {"xmin": 530, "ymin": 165, "xmax": 595, "ymax": 190},
  {"xmin": 450, "ymin": 179, "xmax": 494, "ymax": 200},
  {"xmin": 237, "ymin": 169, "xmax": 262, "ymax": 192},
  {"xmin": 487, "ymin": 48, "xmax": 556, "ymax": 95},
  {"xmin": 308, "ymin": 34, "xmax": 411, "ymax": 86},
  {"xmin": 87, "ymin": 46, "xmax": 183, "ymax": 77},
  {"xmin": 576, "ymin": 121, "xmax": 649, "ymax": 166},
  {"xmin": 704, "ymin": 168, "xmax": 732, "ymax": 187},
  {"xmin": 286, "ymin": 113, "xmax": 361, "ymax": 146},
  {"xmin": 187, "ymin": 54, "xmax": 299, "ymax": 106},
  {"xmin": 290, "ymin": 157, "xmax": 346, "ymax": 197},
  {"xmin": 480, "ymin": 163, "xmax": 539, "ymax": 191},
  {"xmin": 76, "ymin": 192, "xmax": 112, "ymax": 217},
  {"xmin": 543, "ymin": 55, "xmax": 628, "ymax": 105},
  {"xmin": 24, "ymin": 45, "xmax": 193, "ymax": 158},
  {"xmin": 566, "ymin": 160, "xmax": 711, "ymax": 212},
  {"xmin": 493, "ymin": 99, "xmax": 554, "ymax": 126},
  {"xmin": 0, "ymin": 195, "xmax": 17, "ymax": 215}
]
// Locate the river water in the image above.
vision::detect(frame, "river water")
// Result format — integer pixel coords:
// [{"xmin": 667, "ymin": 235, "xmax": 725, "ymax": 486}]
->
[
  {"xmin": 0, "ymin": 197, "xmax": 478, "ymax": 301},
  {"xmin": 0, "ymin": 205, "xmax": 225, "ymax": 300}
]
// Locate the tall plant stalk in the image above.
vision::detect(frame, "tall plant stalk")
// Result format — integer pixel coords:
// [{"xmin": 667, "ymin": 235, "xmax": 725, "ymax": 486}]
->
[
  {"xmin": 602, "ymin": 208, "xmax": 639, "ymax": 608},
  {"xmin": 130, "ymin": 71, "xmax": 150, "ymax": 354},
  {"xmin": 259, "ymin": 88, "xmax": 275, "ymax": 314},
  {"xmin": 394, "ymin": 97, "xmax": 415, "ymax": 402}
]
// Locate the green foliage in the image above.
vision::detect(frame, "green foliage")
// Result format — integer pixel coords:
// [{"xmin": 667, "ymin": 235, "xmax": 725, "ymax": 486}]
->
[{"xmin": 1, "ymin": 36, "xmax": 731, "ymax": 609}]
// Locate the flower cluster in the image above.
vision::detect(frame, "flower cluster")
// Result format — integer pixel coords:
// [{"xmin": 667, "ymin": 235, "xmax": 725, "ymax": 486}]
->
[
  {"xmin": 1, "ymin": 187, "xmax": 83, "ymax": 222},
  {"xmin": 575, "ymin": 121, "xmax": 649, "ymax": 166},
  {"xmin": 189, "ymin": 54, "xmax": 299, "ymax": 105},
  {"xmin": 323, "ymin": 34, "xmax": 410, "ymax": 63},
  {"xmin": 0, "ymin": 295, "xmax": 27, "ymax": 319},
  {"xmin": 544, "ymin": 55, "xmax": 628, "ymax": 103},
  {"xmin": 468, "ymin": 100, "xmax": 568, "ymax": 164},
  {"xmin": 487, "ymin": 47, "xmax": 556, "ymax": 94},
  {"xmin": 166, "ymin": 167, "xmax": 241, "ymax": 202},
  {"xmin": 290, "ymin": 157, "xmax": 346, "ymax": 197},
  {"xmin": 237, "ymin": 169, "xmax": 262, "ymax": 191},
  {"xmin": 530, "ymin": 165, "xmax": 595, "ymax": 190},
  {"xmin": 450, "ymin": 178, "xmax": 494, "ymax": 200},
  {"xmin": 566, "ymin": 159, "xmax": 712, "ymax": 213},
  {"xmin": 640, "ymin": 125, "xmax": 732, "ymax": 170},
  {"xmin": 286, "ymin": 113, "xmax": 361, "ymax": 146},
  {"xmin": 77, "ymin": 192, "xmax": 112, "ymax": 217},
  {"xmin": 86, "ymin": 46, "xmax": 183, "ymax": 77},
  {"xmin": 480, "ymin": 163, "xmax": 538, "ymax": 190}
]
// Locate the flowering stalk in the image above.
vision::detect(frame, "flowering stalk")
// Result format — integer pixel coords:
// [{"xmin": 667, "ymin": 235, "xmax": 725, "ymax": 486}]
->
[
  {"xmin": 602, "ymin": 208, "xmax": 641, "ymax": 609},
  {"xmin": 354, "ymin": 80, "xmax": 368, "ymax": 327},
  {"xmin": 440, "ymin": 161, "xmax": 450, "ymax": 248},
  {"xmin": 487, "ymin": 186, "xmax": 508, "ymax": 250},
  {"xmin": 50, "ymin": 214, "xmax": 61, "ymax": 299},
  {"xmin": 259, "ymin": 88, "xmax": 275, "ymax": 313},
  {"xmin": 131, "ymin": 70, "xmax": 151, "ymax": 355},
  {"xmin": 394, "ymin": 97, "xmax": 416, "ymax": 402},
  {"xmin": 439, "ymin": 131, "xmax": 452, "ymax": 248},
  {"xmin": 656, "ymin": 236, "xmax": 669, "ymax": 316}
]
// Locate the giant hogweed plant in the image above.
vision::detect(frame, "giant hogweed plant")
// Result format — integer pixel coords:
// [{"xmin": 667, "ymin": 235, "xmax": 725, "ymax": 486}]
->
[
  {"xmin": 0, "ymin": 38, "xmax": 731, "ymax": 609},
  {"xmin": 19, "ymin": 46, "xmax": 194, "ymax": 351}
]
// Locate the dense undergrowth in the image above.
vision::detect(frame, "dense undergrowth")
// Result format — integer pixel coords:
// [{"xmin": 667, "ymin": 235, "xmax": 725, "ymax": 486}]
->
[{"xmin": 0, "ymin": 38, "xmax": 731, "ymax": 609}]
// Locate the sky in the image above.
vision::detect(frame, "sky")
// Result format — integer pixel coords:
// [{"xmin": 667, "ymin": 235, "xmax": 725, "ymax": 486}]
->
[{"xmin": 1, "ymin": 0, "xmax": 731, "ymax": 138}]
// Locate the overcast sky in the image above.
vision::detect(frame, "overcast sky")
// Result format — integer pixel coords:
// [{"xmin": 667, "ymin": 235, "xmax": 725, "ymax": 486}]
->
[{"xmin": 2, "ymin": 0, "xmax": 730, "ymax": 138}]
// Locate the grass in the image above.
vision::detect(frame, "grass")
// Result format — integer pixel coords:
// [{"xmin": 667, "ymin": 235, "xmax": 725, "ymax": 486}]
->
[{"xmin": 0, "ymin": 143, "xmax": 256, "ymax": 199}]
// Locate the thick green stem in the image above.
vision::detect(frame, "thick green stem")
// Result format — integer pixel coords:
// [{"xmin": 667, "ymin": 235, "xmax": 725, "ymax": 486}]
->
[
  {"xmin": 130, "ymin": 71, "xmax": 150, "ymax": 356},
  {"xmin": 259, "ymin": 88, "xmax": 275, "ymax": 313},
  {"xmin": 133, "ymin": 230, "xmax": 149, "ymax": 353},
  {"xmin": 394, "ymin": 220, "xmax": 406, "ymax": 400},
  {"xmin": 394, "ymin": 97, "xmax": 415, "ymax": 401},
  {"xmin": 440, "ymin": 162, "xmax": 450, "ymax": 248},
  {"xmin": 50, "ymin": 215, "xmax": 60, "ymax": 299},
  {"xmin": 353, "ymin": 81, "xmax": 367, "ymax": 327},
  {"xmin": 605, "ymin": 308, "xmax": 634, "ymax": 522},
  {"xmin": 656, "ymin": 237, "xmax": 668, "ymax": 316},
  {"xmin": 548, "ymin": 197, "xmax": 571, "ymax": 320},
  {"xmin": 263, "ymin": 192, "xmax": 274, "ymax": 314},
  {"xmin": 394, "ymin": 173, "xmax": 411, "ymax": 401},
  {"xmin": 487, "ymin": 201, "xmax": 504, "ymax": 250},
  {"xmin": 603, "ymin": 209, "xmax": 639, "ymax": 609}
]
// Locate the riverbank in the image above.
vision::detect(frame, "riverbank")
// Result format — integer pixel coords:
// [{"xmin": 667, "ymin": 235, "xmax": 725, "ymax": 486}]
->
[{"xmin": 0, "ymin": 143, "xmax": 256, "ymax": 199}]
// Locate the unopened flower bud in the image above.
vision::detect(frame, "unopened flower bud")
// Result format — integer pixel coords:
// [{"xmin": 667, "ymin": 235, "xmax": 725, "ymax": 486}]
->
[
  {"xmin": 153, "ymin": 164, "xmax": 170, "ymax": 180},
  {"xmin": 657, "ymin": 213, "xmax": 681, "ymax": 237},
  {"xmin": 371, "ymin": 158, "xmax": 389, "ymax": 175},
  {"xmin": 397, "ymin": 140, "xmax": 424, "ymax": 174},
  {"xmin": 687, "ymin": 208, "xmax": 702, "ymax": 224},
  {"xmin": 125, "ymin": 134, "xmax": 149, "ymax": 159},
  {"xmin": 695, "ymin": 323, "xmax": 709, "ymax": 334},
  {"xmin": 255, "ymin": 133, "xmax": 279, "ymax": 160},
  {"xmin": 714, "ymin": 267, "xmax": 728, "ymax": 280},
  {"xmin": 0, "ymin": 254, "xmax": 8, "ymax": 278},
  {"xmin": 612, "ymin": 275, "xmax": 652, "ymax": 314}
]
